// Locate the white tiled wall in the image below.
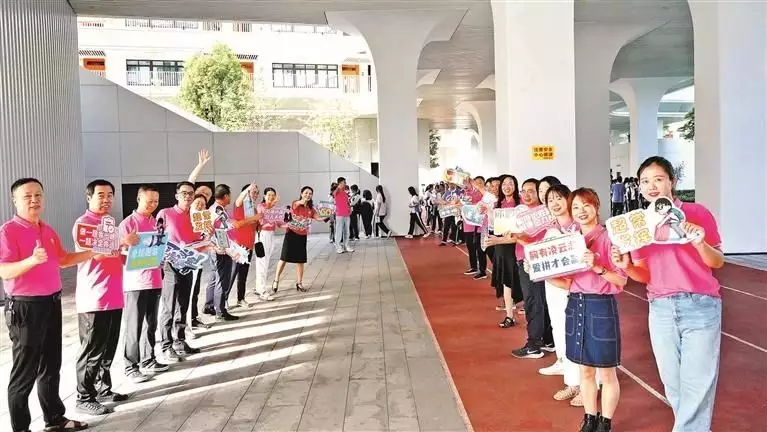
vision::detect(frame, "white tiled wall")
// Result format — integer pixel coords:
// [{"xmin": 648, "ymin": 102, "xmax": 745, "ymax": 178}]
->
[{"xmin": 79, "ymin": 69, "xmax": 379, "ymax": 233}]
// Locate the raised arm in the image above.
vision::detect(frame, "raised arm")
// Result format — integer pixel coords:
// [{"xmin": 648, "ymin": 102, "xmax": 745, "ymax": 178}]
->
[{"xmin": 188, "ymin": 149, "xmax": 212, "ymax": 183}]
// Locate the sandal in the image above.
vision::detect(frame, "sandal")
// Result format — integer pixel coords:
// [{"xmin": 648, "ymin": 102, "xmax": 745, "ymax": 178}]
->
[
  {"xmin": 499, "ymin": 316, "xmax": 515, "ymax": 328},
  {"xmin": 296, "ymin": 283, "xmax": 308, "ymax": 293},
  {"xmin": 44, "ymin": 418, "xmax": 88, "ymax": 431},
  {"xmin": 271, "ymin": 280, "xmax": 279, "ymax": 294}
]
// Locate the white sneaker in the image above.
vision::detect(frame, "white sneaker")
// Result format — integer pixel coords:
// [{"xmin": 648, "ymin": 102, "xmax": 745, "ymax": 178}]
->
[
  {"xmin": 405, "ymin": 235, "xmax": 413, "ymax": 239},
  {"xmin": 259, "ymin": 292, "xmax": 275, "ymax": 301},
  {"xmin": 345, "ymin": 247, "xmax": 354, "ymax": 253},
  {"xmin": 538, "ymin": 359, "xmax": 565, "ymax": 376},
  {"xmin": 336, "ymin": 248, "xmax": 345, "ymax": 254}
]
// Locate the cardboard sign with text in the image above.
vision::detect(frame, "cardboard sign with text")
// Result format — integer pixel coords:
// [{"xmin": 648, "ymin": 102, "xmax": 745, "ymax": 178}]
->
[
  {"xmin": 126, "ymin": 232, "xmax": 168, "ymax": 271},
  {"xmin": 492, "ymin": 205, "xmax": 555, "ymax": 236},
  {"xmin": 75, "ymin": 215, "xmax": 120, "ymax": 255},
  {"xmin": 461, "ymin": 205, "xmax": 484, "ymax": 226},
  {"xmin": 438, "ymin": 204, "xmax": 461, "ymax": 219},
  {"xmin": 606, "ymin": 209, "xmax": 656, "ymax": 253},
  {"xmin": 191, "ymin": 210, "xmax": 214, "ymax": 233},
  {"xmin": 165, "ymin": 241, "xmax": 208, "ymax": 275},
  {"xmin": 524, "ymin": 232, "xmax": 589, "ymax": 282},
  {"xmin": 443, "ymin": 168, "xmax": 470, "ymax": 185},
  {"xmin": 213, "ymin": 229, "xmax": 230, "ymax": 249},
  {"xmin": 262, "ymin": 207, "xmax": 287, "ymax": 226},
  {"xmin": 493, "ymin": 207, "xmax": 522, "ymax": 235},
  {"xmin": 316, "ymin": 201, "xmax": 336, "ymax": 218}
]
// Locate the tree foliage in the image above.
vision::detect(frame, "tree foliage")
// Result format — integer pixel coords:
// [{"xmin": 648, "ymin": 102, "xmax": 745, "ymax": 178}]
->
[
  {"xmin": 301, "ymin": 101, "xmax": 355, "ymax": 158},
  {"xmin": 178, "ymin": 43, "xmax": 254, "ymax": 131},
  {"xmin": 429, "ymin": 129, "xmax": 440, "ymax": 168},
  {"xmin": 679, "ymin": 108, "xmax": 695, "ymax": 140}
]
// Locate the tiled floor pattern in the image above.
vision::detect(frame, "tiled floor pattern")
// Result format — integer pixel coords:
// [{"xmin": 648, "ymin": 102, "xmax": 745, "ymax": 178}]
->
[{"xmin": 0, "ymin": 235, "xmax": 468, "ymax": 432}]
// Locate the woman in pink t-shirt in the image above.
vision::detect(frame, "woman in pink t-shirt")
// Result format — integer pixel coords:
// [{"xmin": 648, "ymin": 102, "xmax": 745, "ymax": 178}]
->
[
  {"xmin": 254, "ymin": 187, "xmax": 279, "ymax": 300},
  {"xmin": 612, "ymin": 156, "xmax": 724, "ymax": 432},
  {"xmin": 552, "ymin": 188, "xmax": 627, "ymax": 432}
]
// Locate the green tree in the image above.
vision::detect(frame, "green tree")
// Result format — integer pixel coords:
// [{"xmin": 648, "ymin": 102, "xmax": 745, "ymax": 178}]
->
[
  {"xmin": 178, "ymin": 43, "xmax": 254, "ymax": 131},
  {"xmin": 301, "ymin": 101, "xmax": 355, "ymax": 158},
  {"xmin": 679, "ymin": 108, "xmax": 695, "ymax": 140},
  {"xmin": 429, "ymin": 129, "xmax": 440, "ymax": 168}
]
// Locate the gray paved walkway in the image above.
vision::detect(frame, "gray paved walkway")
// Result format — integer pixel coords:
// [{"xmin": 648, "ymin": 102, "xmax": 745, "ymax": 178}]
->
[{"xmin": 0, "ymin": 235, "xmax": 468, "ymax": 432}]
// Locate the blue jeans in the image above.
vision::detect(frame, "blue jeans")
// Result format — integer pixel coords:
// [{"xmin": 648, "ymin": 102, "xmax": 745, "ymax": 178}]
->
[
  {"xmin": 648, "ymin": 293, "xmax": 721, "ymax": 432},
  {"xmin": 334, "ymin": 216, "xmax": 350, "ymax": 251}
]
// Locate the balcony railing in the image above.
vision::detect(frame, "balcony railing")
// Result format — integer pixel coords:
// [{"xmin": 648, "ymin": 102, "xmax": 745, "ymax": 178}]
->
[
  {"xmin": 77, "ymin": 18, "xmax": 105, "ymax": 28},
  {"xmin": 125, "ymin": 70, "xmax": 255, "ymax": 88},
  {"xmin": 124, "ymin": 18, "xmax": 201, "ymax": 30},
  {"xmin": 342, "ymin": 75, "xmax": 373, "ymax": 94}
]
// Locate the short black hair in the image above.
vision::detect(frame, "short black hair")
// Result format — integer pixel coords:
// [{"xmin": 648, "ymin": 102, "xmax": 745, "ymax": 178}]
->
[
  {"xmin": 215, "ymin": 184, "xmax": 231, "ymax": 200},
  {"xmin": 473, "ymin": 175, "xmax": 485, "ymax": 183},
  {"xmin": 176, "ymin": 181, "xmax": 195, "ymax": 192},
  {"xmin": 137, "ymin": 184, "xmax": 159, "ymax": 195},
  {"xmin": 11, "ymin": 178, "xmax": 43, "ymax": 194},
  {"xmin": 86, "ymin": 179, "xmax": 115, "ymax": 197},
  {"xmin": 337, "ymin": 176, "xmax": 346, "ymax": 183}
]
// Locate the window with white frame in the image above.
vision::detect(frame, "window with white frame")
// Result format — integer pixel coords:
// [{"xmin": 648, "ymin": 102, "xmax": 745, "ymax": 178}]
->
[{"xmin": 126, "ymin": 60, "xmax": 184, "ymax": 86}]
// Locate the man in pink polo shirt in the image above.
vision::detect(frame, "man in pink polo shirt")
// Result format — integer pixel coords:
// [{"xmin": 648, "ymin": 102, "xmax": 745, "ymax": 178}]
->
[
  {"xmin": 157, "ymin": 181, "xmax": 204, "ymax": 363},
  {"xmin": 73, "ymin": 180, "xmax": 139, "ymax": 416},
  {"xmin": 203, "ymin": 184, "xmax": 240, "ymax": 321},
  {"xmin": 0, "ymin": 177, "xmax": 94, "ymax": 432},
  {"xmin": 332, "ymin": 177, "xmax": 354, "ymax": 254},
  {"xmin": 119, "ymin": 184, "xmax": 170, "ymax": 384}
]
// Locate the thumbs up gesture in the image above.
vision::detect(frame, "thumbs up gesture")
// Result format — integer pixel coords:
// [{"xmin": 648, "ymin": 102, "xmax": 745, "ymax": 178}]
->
[
  {"xmin": 122, "ymin": 229, "xmax": 140, "ymax": 248},
  {"xmin": 29, "ymin": 240, "xmax": 48, "ymax": 266}
]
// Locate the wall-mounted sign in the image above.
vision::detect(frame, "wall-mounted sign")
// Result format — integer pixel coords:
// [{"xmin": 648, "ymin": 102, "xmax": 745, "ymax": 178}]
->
[{"xmin": 532, "ymin": 145, "xmax": 555, "ymax": 160}]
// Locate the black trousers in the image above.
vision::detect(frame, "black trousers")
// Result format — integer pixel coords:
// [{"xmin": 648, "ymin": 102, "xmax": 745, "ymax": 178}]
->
[
  {"xmin": 442, "ymin": 216, "xmax": 457, "ymax": 242},
  {"xmin": 465, "ymin": 231, "xmax": 487, "ymax": 273},
  {"xmin": 517, "ymin": 261, "xmax": 553, "ymax": 349},
  {"xmin": 231, "ymin": 249, "xmax": 254, "ymax": 302},
  {"xmin": 408, "ymin": 213, "xmax": 428, "ymax": 235},
  {"xmin": 430, "ymin": 208, "xmax": 443, "ymax": 232},
  {"xmin": 5, "ymin": 294, "xmax": 66, "ymax": 432},
  {"xmin": 375, "ymin": 216, "xmax": 390, "ymax": 237},
  {"xmin": 190, "ymin": 268, "xmax": 204, "ymax": 321},
  {"xmin": 76, "ymin": 309, "xmax": 122, "ymax": 401},
  {"xmin": 361, "ymin": 206, "xmax": 374, "ymax": 237},
  {"xmin": 123, "ymin": 290, "xmax": 161, "ymax": 373},
  {"xmin": 160, "ymin": 263, "xmax": 193, "ymax": 351},
  {"xmin": 349, "ymin": 211, "xmax": 360, "ymax": 239}
]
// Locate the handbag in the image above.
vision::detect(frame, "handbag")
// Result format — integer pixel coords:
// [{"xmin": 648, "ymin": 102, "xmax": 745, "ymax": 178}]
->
[{"xmin": 254, "ymin": 230, "xmax": 265, "ymax": 258}]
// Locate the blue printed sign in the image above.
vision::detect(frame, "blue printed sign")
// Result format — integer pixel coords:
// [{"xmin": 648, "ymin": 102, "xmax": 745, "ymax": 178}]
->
[
  {"xmin": 165, "ymin": 241, "xmax": 208, "ymax": 275},
  {"xmin": 126, "ymin": 232, "xmax": 168, "ymax": 271}
]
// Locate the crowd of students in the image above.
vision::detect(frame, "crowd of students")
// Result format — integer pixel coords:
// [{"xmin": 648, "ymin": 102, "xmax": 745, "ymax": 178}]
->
[{"xmin": 410, "ymin": 156, "xmax": 725, "ymax": 432}]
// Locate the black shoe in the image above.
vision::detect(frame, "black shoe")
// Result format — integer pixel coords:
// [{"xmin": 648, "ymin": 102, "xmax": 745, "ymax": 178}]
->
[
  {"xmin": 174, "ymin": 342, "xmax": 201, "ymax": 355},
  {"xmin": 216, "ymin": 312, "xmax": 239, "ymax": 321},
  {"xmin": 473, "ymin": 272, "xmax": 488, "ymax": 280},
  {"xmin": 140, "ymin": 360, "xmax": 170, "ymax": 374},
  {"xmin": 202, "ymin": 306, "xmax": 216, "ymax": 316},
  {"xmin": 511, "ymin": 345, "xmax": 544, "ymax": 359},
  {"xmin": 96, "ymin": 391, "xmax": 129, "ymax": 403},
  {"xmin": 75, "ymin": 400, "xmax": 111, "ymax": 415},
  {"xmin": 463, "ymin": 268, "xmax": 478, "ymax": 275},
  {"xmin": 296, "ymin": 283, "xmax": 308, "ymax": 292},
  {"xmin": 542, "ymin": 342, "xmax": 556, "ymax": 353},
  {"xmin": 595, "ymin": 415, "xmax": 612, "ymax": 432},
  {"xmin": 499, "ymin": 316, "xmax": 515, "ymax": 328},
  {"xmin": 191, "ymin": 318, "xmax": 211, "ymax": 329},
  {"xmin": 580, "ymin": 413, "xmax": 599, "ymax": 432}
]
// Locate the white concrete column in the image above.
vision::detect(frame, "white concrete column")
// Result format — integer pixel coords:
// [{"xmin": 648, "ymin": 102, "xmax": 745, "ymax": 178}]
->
[
  {"xmin": 492, "ymin": 0, "xmax": 576, "ymax": 184},
  {"xmin": 327, "ymin": 10, "xmax": 464, "ymax": 235},
  {"xmin": 574, "ymin": 23, "xmax": 661, "ymax": 219},
  {"xmin": 689, "ymin": 2, "xmax": 767, "ymax": 253},
  {"xmin": 610, "ymin": 77, "xmax": 688, "ymax": 176},
  {"xmin": 457, "ymin": 101, "xmax": 497, "ymax": 175},
  {"xmin": 417, "ymin": 119, "xmax": 431, "ymax": 184},
  {"xmin": 0, "ymin": 0, "xmax": 84, "ymax": 246},
  {"xmin": 352, "ymin": 117, "xmax": 377, "ymax": 168}
]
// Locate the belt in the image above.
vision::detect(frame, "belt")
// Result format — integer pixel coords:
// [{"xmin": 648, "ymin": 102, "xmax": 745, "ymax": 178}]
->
[{"xmin": 8, "ymin": 292, "xmax": 62, "ymax": 303}]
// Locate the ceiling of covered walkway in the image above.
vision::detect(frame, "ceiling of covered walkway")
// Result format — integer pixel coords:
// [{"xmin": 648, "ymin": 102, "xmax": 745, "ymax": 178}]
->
[{"xmin": 70, "ymin": 0, "xmax": 694, "ymax": 130}]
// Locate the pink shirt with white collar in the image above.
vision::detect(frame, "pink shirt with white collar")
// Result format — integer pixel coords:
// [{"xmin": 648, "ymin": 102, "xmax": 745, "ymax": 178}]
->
[
  {"xmin": 570, "ymin": 225, "xmax": 626, "ymax": 295},
  {"xmin": 157, "ymin": 205, "xmax": 199, "ymax": 245},
  {"xmin": 119, "ymin": 211, "xmax": 162, "ymax": 292},
  {"xmin": 73, "ymin": 210, "xmax": 124, "ymax": 313},
  {"xmin": 631, "ymin": 200, "xmax": 722, "ymax": 300},
  {"xmin": 0, "ymin": 216, "xmax": 66, "ymax": 296}
]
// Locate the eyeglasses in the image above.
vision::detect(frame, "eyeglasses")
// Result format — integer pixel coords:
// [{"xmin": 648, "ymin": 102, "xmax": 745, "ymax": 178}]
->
[{"xmin": 178, "ymin": 191, "xmax": 194, "ymax": 197}]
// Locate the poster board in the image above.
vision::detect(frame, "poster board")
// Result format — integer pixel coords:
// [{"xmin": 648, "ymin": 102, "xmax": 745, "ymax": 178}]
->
[
  {"xmin": 191, "ymin": 209, "xmax": 214, "ymax": 233},
  {"xmin": 316, "ymin": 201, "xmax": 336, "ymax": 218},
  {"xmin": 125, "ymin": 232, "xmax": 168, "ymax": 271},
  {"xmin": 262, "ymin": 207, "xmax": 287, "ymax": 226},
  {"xmin": 165, "ymin": 242, "xmax": 208, "ymax": 275},
  {"xmin": 524, "ymin": 232, "xmax": 589, "ymax": 282},
  {"xmin": 438, "ymin": 204, "xmax": 461, "ymax": 219},
  {"xmin": 606, "ymin": 198, "xmax": 701, "ymax": 253},
  {"xmin": 75, "ymin": 215, "xmax": 120, "ymax": 254},
  {"xmin": 492, "ymin": 205, "xmax": 555, "ymax": 236},
  {"xmin": 461, "ymin": 205, "xmax": 484, "ymax": 226},
  {"xmin": 443, "ymin": 168, "xmax": 470, "ymax": 185}
]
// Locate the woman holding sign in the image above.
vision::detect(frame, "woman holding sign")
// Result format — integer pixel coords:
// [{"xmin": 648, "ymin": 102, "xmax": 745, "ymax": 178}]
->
[
  {"xmin": 551, "ymin": 188, "xmax": 626, "ymax": 432},
  {"xmin": 486, "ymin": 174, "xmax": 521, "ymax": 328},
  {"xmin": 273, "ymin": 186, "xmax": 328, "ymax": 292},
  {"xmin": 612, "ymin": 156, "xmax": 723, "ymax": 432}
]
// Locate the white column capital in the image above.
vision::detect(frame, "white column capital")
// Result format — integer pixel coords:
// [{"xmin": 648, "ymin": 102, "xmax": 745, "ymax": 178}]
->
[
  {"xmin": 610, "ymin": 77, "xmax": 689, "ymax": 106},
  {"xmin": 457, "ymin": 101, "xmax": 497, "ymax": 175}
]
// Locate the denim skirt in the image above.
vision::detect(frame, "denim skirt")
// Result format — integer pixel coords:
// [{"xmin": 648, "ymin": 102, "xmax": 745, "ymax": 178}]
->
[{"xmin": 565, "ymin": 293, "xmax": 621, "ymax": 368}]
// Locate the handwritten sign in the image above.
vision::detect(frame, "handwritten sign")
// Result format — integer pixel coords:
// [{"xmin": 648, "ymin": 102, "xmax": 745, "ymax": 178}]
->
[
  {"xmin": 443, "ymin": 168, "xmax": 470, "ymax": 185},
  {"xmin": 286, "ymin": 217, "xmax": 312, "ymax": 233},
  {"xmin": 461, "ymin": 205, "xmax": 484, "ymax": 226},
  {"xmin": 126, "ymin": 232, "xmax": 168, "ymax": 271},
  {"xmin": 493, "ymin": 207, "xmax": 521, "ymax": 235},
  {"xmin": 439, "ymin": 204, "xmax": 461, "ymax": 219},
  {"xmin": 191, "ymin": 210, "xmax": 214, "ymax": 233},
  {"xmin": 165, "ymin": 242, "xmax": 208, "ymax": 275},
  {"xmin": 316, "ymin": 201, "xmax": 336, "ymax": 218},
  {"xmin": 524, "ymin": 232, "xmax": 589, "ymax": 282},
  {"xmin": 516, "ymin": 206, "xmax": 556, "ymax": 236},
  {"xmin": 606, "ymin": 209, "xmax": 655, "ymax": 253},
  {"xmin": 75, "ymin": 215, "xmax": 120, "ymax": 254},
  {"xmin": 262, "ymin": 207, "xmax": 287, "ymax": 226}
]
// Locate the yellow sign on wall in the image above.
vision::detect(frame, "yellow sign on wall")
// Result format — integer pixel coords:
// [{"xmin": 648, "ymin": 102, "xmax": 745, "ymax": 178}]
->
[{"xmin": 532, "ymin": 145, "xmax": 555, "ymax": 160}]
